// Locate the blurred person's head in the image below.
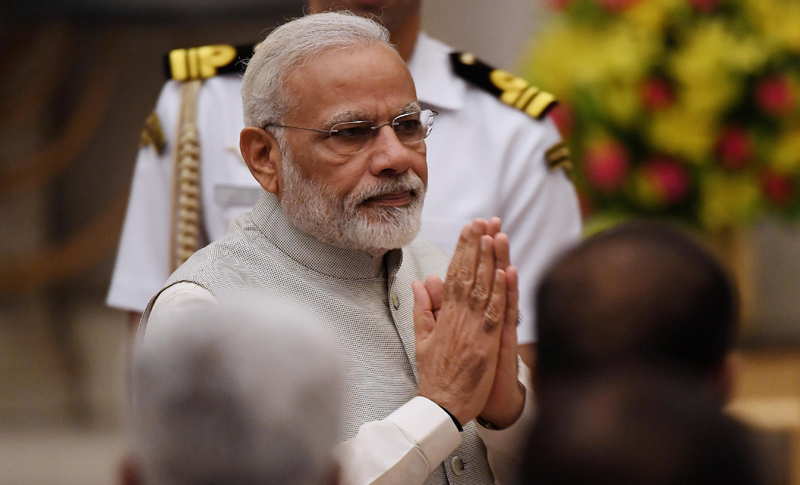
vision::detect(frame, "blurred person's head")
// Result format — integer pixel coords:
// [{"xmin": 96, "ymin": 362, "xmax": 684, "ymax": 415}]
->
[
  {"xmin": 240, "ymin": 12, "xmax": 429, "ymax": 257},
  {"xmin": 519, "ymin": 370, "xmax": 759, "ymax": 485},
  {"xmin": 535, "ymin": 221, "xmax": 739, "ymax": 403},
  {"xmin": 307, "ymin": 0, "xmax": 422, "ymax": 40},
  {"xmin": 122, "ymin": 299, "xmax": 343, "ymax": 485}
]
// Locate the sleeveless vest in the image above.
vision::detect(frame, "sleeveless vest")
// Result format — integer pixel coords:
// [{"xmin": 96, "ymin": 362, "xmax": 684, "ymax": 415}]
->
[{"xmin": 142, "ymin": 192, "xmax": 495, "ymax": 484}]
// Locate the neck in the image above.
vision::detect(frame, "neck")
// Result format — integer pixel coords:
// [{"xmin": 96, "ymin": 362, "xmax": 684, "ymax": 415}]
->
[{"xmin": 392, "ymin": 10, "xmax": 421, "ymax": 62}]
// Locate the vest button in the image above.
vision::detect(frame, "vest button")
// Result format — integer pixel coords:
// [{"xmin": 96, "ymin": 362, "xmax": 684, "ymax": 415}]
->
[
  {"xmin": 391, "ymin": 291, "xmax": 400, "ymax": 310},
  {"xmin": 451, "ymin": 456, "xmax": 465, "ymax": 476}
]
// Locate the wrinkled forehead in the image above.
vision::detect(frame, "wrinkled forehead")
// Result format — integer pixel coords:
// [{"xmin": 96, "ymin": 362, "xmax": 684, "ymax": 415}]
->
[{"xmin": 282, "ymin": 43, "xmax": 418, "ymax": 125}]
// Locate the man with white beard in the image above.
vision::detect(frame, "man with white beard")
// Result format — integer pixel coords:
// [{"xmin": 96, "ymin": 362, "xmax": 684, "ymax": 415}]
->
[
  {"xmin": 137, "ymin": 11, "xmax": 534, "ymax": 485},
  {"xmin": 109, "ymin": 1, "xmax": 582, "ymax": 373}
]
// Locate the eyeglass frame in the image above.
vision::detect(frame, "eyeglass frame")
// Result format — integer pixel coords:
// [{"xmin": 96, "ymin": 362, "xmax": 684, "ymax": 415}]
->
[{"xmin": 262, "ymin": 109, "xmax": 438, "ymax": 153}]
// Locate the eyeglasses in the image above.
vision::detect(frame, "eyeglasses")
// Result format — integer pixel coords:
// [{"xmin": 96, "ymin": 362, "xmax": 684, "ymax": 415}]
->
[{"xmin": 264, "ymin": 109, "xmax": 438, "ymax": 155}]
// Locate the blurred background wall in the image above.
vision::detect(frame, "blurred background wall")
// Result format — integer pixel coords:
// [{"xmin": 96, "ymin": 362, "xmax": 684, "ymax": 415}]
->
[{"xmin": 0, "ymin": 0, "xmax": 799, "ymax": 483}]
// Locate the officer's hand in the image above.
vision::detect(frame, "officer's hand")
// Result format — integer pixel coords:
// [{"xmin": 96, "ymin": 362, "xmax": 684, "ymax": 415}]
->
[{"xmin": 413, "ymin": 219, "xmax": 507, "ymax": 426}]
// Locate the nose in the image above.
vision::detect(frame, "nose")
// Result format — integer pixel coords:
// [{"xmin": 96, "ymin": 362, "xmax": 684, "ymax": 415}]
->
[{"xmin": 367, "ymin": 124, "xmax": 417, "ymax": 176}]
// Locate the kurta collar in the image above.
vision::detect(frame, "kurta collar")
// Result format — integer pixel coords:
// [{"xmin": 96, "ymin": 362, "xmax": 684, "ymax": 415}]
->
[
  {"xmin": 408, "ymin": 32, "xmax": 466, "ymax": 112},
  {"xmin": 250, "ymin": 191, "xmax": 402, "ymax": 280}
]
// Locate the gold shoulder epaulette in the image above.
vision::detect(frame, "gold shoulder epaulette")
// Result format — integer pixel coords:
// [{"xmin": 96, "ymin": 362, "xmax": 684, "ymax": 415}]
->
[
  {"xmin": 163, "ymin": 43, "xmax": 258, "ymax": 81},
  {"xmin": 450, "ymin": 52, "xmax": 557, "ymax": 121}
]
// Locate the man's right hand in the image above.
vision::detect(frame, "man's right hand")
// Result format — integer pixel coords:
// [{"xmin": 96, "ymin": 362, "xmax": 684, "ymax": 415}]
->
[{"xmin": 413, "ymin": 219, "xmax": 508, "ymax": 425}]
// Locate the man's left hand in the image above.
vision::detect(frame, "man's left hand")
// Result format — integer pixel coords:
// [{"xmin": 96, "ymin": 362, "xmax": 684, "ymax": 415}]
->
[
  {"xmin": 477, "ymin": 222, "xmax": 525, "ymax": 429},
  {"xmin": 420, "ymin": 218, "xmax": 525, "ymax": 429}
]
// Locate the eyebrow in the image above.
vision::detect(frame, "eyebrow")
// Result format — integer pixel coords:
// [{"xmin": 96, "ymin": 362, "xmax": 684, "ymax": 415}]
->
[
  {"xmin": 400, "ymin": 102, "xmax": 421, "ymax": 116},
  {"xmin": 324, "ymin": 102, "xmax": 422, "ymax": 127},
  {"xmin": 326, "ymin": 110, "xmax": 367, "ymax": 126}
]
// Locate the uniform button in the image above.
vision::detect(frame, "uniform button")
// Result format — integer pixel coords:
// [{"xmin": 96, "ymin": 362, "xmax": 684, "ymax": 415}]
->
[
  {"xmin": 451, "ymin": 456, "xmax": 465, "ymax": 476},
  {"xmin": 391, "ymin": 291, "xmax": 400, "ymax": 310}
]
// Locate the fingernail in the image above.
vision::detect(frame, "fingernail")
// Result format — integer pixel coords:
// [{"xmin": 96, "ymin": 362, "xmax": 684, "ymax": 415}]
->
[
  {"xmin": 472, "ymin": 223, "xmax": 484, "ymax": 234},
  {"xmin": 481, "ymin": 237, "xmax": 489, "ymax": 250}
]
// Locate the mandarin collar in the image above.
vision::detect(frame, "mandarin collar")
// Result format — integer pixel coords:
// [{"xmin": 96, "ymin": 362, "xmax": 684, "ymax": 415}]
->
[
  {"xmin": 408, "ymin": 32, "xmax": 466, "ymax": 112},
  {"xmin": 250, "ymin": 191, "xmax": 403, "ymax": 280}
]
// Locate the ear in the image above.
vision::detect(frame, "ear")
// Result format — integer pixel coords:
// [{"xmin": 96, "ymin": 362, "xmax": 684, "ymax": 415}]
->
[
  {"xmin": 712, "ymin": 350, "xmax": 740, "ymax": 406},
  {"xmin": 240, "ymin": 127, "xmax": 283, "ymax": 195},
  {"xmin": 720, "ymin": 350, "xmax": 742, "ymax": 403},
  {"xmin": 119, "ymin": 455, "xmax": 144, "ymax": 485},
  {"xmin": 322, "ymin": 461, "xmax": 341, "ymax": 485}
]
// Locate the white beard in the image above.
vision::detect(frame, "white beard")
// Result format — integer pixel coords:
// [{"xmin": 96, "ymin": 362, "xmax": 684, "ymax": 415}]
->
[{"xmin": 279, "ymin": 151, "xmax": 426, "ymax": 256}]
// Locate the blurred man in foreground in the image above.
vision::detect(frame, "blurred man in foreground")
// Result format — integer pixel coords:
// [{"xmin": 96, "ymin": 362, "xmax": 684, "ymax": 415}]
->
[
  {"xmin": 534, "ymin": 221, "xmax": 739, "ymax": 405},
  {"xmin": 123, "ymin": 300, "xmax": 343, "ymax": 485},
  {"xmin": 520, "ymin": 222, "xmax": 768, "ymax": 485},
  {"xmin": 108, "ymin": 0, "xmax": 581, "ymax": 370},
  {"xmin": 138, "ymin": 12, "xmax": 533, "ymax": 484},
  {"xmin": 519, "ymin": 370, "xmax": 760, "ymax": 485}
]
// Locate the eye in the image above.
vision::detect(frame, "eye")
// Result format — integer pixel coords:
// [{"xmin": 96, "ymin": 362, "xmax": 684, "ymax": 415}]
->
[
  {"xmin": 394, "ymin": 119, "xmax": 422, "ymax": 135},
  {"xmin": 331, "ymin": 125, "xmax": 372, "ymax": 139}
]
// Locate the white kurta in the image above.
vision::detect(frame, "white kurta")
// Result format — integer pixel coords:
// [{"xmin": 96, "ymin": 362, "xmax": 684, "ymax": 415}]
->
[{"xmin": 108, "ymin": 33, "xmax": 582, "ymax": 344}]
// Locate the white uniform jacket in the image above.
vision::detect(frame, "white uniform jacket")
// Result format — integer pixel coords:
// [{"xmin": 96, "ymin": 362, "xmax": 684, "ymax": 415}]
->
[{"xmin": 108, "ymin": 33, "xmax": 582, "ymax": 344}]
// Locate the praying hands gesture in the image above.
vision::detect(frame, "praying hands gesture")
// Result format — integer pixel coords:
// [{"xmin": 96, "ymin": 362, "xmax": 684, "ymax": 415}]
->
[{"xmin": 412, "ymin": 218, "xmax": 525, "ymax": 429}]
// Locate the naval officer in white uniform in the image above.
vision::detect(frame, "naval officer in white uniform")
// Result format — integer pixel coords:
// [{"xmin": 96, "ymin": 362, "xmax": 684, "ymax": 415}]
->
[{"xmin": 108, "ymin": 0, "xmax": 581, "ymax": 367}]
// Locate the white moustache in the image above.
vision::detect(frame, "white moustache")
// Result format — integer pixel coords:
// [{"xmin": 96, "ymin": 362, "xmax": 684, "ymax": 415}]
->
[{"xmin": 351, "ymin": 174, "xmax": 426, "ymax": 206}]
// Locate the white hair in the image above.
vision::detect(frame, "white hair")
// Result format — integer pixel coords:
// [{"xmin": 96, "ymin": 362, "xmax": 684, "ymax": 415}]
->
[
  {"xmin": 242, "ymin": 11, "xmax": 392, "ymax": 128},
  {"xmin": 130, "ymin": 298, "xmax": 343, "ymax": 485}
]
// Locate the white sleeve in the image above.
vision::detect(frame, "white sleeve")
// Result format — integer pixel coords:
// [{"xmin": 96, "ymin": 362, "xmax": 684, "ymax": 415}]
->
[
  {"xmin": 477, "ymin": 361, "xmax": 536, "ymax": 484},
  {"xmin": 501, "ymin": 117, "xmax": 582, "ymax": 344},
  {"xmin": 139, "ymin": 281, "xmax": 218, "ymax": 345},
  {"xmin": 334, "ymin": 363, "xmax": 535, "ymax": 485},
  {"xmin": 334, "ymin": 396, "xmax": 462, "ymax": 485},
  {"xmin": 106, "ymin": 82, "xmax": 182, "ymax": 313}
]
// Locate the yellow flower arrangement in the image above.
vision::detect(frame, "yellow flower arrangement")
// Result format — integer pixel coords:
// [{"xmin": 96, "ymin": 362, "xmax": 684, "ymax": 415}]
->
[{"xmin": 523, "ymin": 0, "xmax": 800, "ymax": 231}]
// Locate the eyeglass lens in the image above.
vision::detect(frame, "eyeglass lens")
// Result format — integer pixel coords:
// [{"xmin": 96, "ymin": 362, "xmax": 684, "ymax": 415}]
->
[{"xmin": 328, "ymin": 110, "xmax": 436, "ymax": 154}]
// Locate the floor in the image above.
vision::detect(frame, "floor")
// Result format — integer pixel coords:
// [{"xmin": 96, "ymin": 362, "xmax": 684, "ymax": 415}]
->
[{"xmin": 0, "ymin": 429, "xmax": 126, "ymax": 485}]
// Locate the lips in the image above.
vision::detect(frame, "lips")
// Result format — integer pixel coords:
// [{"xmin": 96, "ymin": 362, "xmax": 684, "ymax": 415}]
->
[{"xmin": 365, "ymin": 190, "xmax": 415, "ymax": 206}]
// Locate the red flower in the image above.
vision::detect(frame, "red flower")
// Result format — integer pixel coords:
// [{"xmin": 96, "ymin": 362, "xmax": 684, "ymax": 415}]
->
[
  {"xmin": 545, "ymin": 0, "xmax": 574, "ymax": 10},
  {"xmin": 583, "ymin": 139, "xmax": 631, "ymax": 192},
  {"xmin": 687, "ymin": 0, "xmax": 718, "ymax": 13},
  {"xmin": 755, "ymin": 76, "xmax": 796, "ymax": 117},
  {"xmin": 641, "ymin": 157, "xmax": 691, "ymax": 205},
  {"xmin": 716, "ymin": 126, "xmax": 754, "ymax": 170},
  {"xmin": 549, "ymin": 104, "xmax": 575, "ymax": 138},
  {"xmin": 761, "ymin": 169, "xmax": 795, "ymax": 207},
  {"xmin": 597, "ymin": 0, "xmax": 641, "ymax": 13},
  {"xmin": 640, "ymin": 78, "xmax": 675, "ymax": 112}
]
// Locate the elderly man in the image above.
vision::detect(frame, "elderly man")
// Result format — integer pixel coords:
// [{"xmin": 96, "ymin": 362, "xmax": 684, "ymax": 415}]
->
[
  {"xmin": 124, "ymin": 300, "xmax": 343, "ymax": 485},
  {"xmin": 139, "ymin": 12, "xmax": 534, "ymax": 485},
  {"xmin": 109, "ymin": 0, "xmax": 582, "ymax": 370}
]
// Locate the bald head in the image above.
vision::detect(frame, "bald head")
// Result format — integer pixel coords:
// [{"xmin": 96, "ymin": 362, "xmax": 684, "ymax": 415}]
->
[{"xmin": 536, "ymin": 222, "xmax": 738, "ymax": 382}]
